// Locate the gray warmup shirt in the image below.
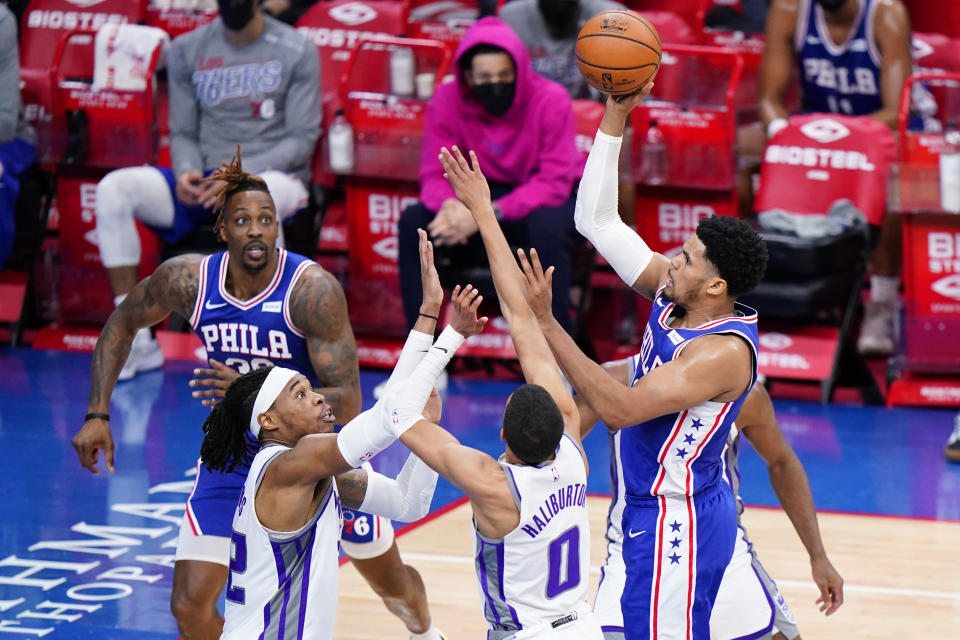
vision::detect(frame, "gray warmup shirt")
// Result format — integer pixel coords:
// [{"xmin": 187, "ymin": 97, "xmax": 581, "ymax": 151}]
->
[
  {"xmin": 167, "ymin": 15, "xmax": 321, "ymax": 184},
  {"xmin": 500, "ymin": 0, "xmax": 625, "ymax": 100},
  {"xmin": 0, "ymin": 4, "xmax": 36, "ymax": 145}
]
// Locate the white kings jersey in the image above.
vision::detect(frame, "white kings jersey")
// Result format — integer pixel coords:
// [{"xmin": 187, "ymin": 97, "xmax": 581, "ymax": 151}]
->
[
  {"xmin": 473, "ymin": 434, "xmax": 592, "ymax": 639},
  {"xmin": 221, "ymin": 445, "xmax": 343, "ymax": 640}
]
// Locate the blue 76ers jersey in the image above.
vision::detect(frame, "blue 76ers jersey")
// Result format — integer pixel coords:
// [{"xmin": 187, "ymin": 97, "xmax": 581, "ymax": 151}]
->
[
  {"xmin": 795, "ymin": 0, "xmax": 883, "ymax": 116},
  {"xmin": 188, "ymin": 249, "xmax": 319, "ymax": 385},
  {"xmin": 620, "ymin": 287, "xmax": 759, "ymax": 501}
]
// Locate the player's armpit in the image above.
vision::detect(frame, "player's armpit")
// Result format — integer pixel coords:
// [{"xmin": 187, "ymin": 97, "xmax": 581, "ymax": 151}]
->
[
  {"xmin": 289, "ymin": 265, "xmax": 361, "ymax": 422},
  {"xmin": 334, "ymin": 468, "xmax": 368, "ymax": 510}
]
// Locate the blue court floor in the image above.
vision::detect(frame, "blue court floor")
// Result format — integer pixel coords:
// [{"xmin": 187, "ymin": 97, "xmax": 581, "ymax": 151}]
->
[{"xmin": 1, "ymin": 348, "xmax": 959, "ymax": 637}]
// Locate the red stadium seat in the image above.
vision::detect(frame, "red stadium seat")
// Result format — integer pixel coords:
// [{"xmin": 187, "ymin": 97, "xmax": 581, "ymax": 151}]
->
[
  {"xmin": 48, "ymin": 29, "xmax": 165, "ymax": 169},
  {"xmin": 144, "ymin": 0, "xmax": 217, "ymax": 39},
  {"xmin": 295, "ymin": 0, "xmax": 410, "ymax": 186},
  {"xmin": 18, "ymin": 0, "xmax": 147, "ymax": 166},
  {"xmin": 405, "ymin": 0, "xmax": 482, "ymax": 52},
  {"xmin": 903, "ymin": 0, "xmax": 960, "ymax": 40}
]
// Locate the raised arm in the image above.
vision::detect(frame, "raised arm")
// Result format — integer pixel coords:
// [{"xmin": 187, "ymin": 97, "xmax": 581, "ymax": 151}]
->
[
  {"xmin": 759, "ymin": 0, "xmax": 799, "ymax": 131},
  {"xmin": 289, "ymin": 265, "xmax": 362, "ymax": 423},
  {"xmin": 438, "ymin": 146, "xmax": 582, "ymax": 450},
  {"xmin": 521, "ymin": 254, "xmax": 753, "ymax": 429},
  {"xmin": 576, "ymin": 90, "xmax": 671, "ymax": 299},
  {"xmin": 73, "ymin": 254, "xmax": 203, "ymax": 474},
  {"xmin": 737, "ymin": 385, "xmax": 843, "ymax": 615},
  {"xmin": 576, "ymin": 357, "xmax": 634, "ymax": 439}
]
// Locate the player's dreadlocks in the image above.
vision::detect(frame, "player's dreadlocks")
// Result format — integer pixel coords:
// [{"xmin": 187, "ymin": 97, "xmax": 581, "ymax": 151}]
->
[
  {"xmin": 205, "ymin": 145, "xmax": 271, "ymax": 232},
  {"xmin": 200, "ymin": 366, "xmax": 272, "ymax": 474}
]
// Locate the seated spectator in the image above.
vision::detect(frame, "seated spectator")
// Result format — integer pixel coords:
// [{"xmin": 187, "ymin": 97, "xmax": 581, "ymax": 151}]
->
[
  {"xmin": 748, "ymin": 0, "xmax": 912, "ymax": 356},
  {"xmin": 0, "ymin": 2, "xmax": 37, "ymax": 270},
  {"xmin": 499, "ymin": 0, "xmax": 624, "ymax": 100},
  {"xmin": 398, "ymin": 17, "xmax": 581, "ymax": 331},
  {"xmin": 93, "ymin": 0, "xmax": 320, "ymax": 379}
]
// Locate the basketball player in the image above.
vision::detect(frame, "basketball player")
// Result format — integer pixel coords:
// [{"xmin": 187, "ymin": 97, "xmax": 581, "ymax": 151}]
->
[
  {"xmin": 72, "ymin": 152, "xmax": 443, "ymax": 640},
  {"xmin": 197, "ymin": 279, "xmax": 488, "ymax": 639},
  {"xmin": 380, "ymin": 149, "xmax": 605, "ymax": 638},
  {"xmin": 757, "ymin": 0, "xmax": 913, "ymax": 355},
  {"xmin": 581, "ymin": 357, "xmax": 844, "ymax": 640},
  {"xmin": 523, "ymin": 90, "xmax": 768, "ymax": 640}
]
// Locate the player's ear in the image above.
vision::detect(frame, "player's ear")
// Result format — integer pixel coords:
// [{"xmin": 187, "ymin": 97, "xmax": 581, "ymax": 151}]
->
[
  {"xmin": 705, "ymin": 276, "xmax": 727, "ymax": 299},
  {"xmin": 258, "ymin": 411, "xmax": 281, "ymax": 434}
]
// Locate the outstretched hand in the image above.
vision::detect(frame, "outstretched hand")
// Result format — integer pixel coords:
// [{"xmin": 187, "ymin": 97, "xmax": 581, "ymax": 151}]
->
[
  {"xmin": 418, "ymin": 228, "xmax": 443, "ymax": 312},
  {"xmin": 189, "ymin": 358, "xmax": 240, "ymax": 407},
  {"xmin": 600, "ymin": 81, "xmax": 655, "ymax": 137},
  {"xmin": 449, "ymin": 284, "xmax": 488, "ymax": 338},
  {"xmin": 439, "ymin": 146, "xmax": 492, "ymax": 219},
  {"xmin": 517, "ymin": 248, "xmax": 555, "ymax": 325}
]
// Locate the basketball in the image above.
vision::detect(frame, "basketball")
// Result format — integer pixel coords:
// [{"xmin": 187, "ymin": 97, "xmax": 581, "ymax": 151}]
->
[{"xmin": 575, "ymin": 9, "xmax": 662, "ymax": 96}]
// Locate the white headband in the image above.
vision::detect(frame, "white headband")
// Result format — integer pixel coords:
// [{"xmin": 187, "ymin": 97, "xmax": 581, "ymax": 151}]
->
[{"xmin": 249, "ymin": 367, "xmax": 298, "ymax": 438}]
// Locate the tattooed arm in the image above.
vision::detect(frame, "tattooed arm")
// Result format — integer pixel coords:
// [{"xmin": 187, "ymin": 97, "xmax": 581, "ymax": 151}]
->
[
  {"xmin": 73, "ymin": 254, "xmax": 203, "ymax": 474},
  {"xmin": 289, "ymin": 264, "xmax": 362, "ymax": 424}
]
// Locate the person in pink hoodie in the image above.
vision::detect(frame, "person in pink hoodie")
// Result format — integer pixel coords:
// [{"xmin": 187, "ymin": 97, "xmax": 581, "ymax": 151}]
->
[{"xmin": 398, "ymin": 17, "xmax": 582, "ymax": 331}]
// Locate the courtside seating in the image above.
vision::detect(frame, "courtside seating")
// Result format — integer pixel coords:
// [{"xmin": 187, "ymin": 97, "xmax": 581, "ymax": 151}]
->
[
  {"xmin": 742, "ymin": 114, "xmax": 896, "ymax": 401},
  {"xmin": 144, "ymin": 0, "xmax": 217, "ymax": 39},
  {"xmin": 18, "ymin": 0, "xmax": 147, "ymax": 166},
  {"xmin": 406, "ymin": 0, "xmax": 506, "ymax": 52}
]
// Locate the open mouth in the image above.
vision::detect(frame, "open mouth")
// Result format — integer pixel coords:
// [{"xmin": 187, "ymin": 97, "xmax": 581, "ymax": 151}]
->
[
  {"xmin": 245, "ymin": 242, "xmax": 267, "ymax": 260},
  {"xmin": 320, "ymin": 406, "xmax": 336, "ymax": 423}
]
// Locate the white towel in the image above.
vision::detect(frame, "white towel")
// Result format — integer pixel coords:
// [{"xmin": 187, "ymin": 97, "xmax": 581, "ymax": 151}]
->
[{"xmin": 92, "ymin": 24, "xmax": 171, "ymax": 93}]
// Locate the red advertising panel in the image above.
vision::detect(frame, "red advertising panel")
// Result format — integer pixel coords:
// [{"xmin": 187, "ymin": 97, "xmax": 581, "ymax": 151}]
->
[
  {"xmin": 756, "ymin": 326, "xmax": 839, "ymax": 382},
  {"xmin": 635, "ymin": 187, "xmax": 737, "ymax": 257},
  {"xmin": 56, "ymin": 170, "xmax": 160, "ymax": 324},
  {"xmin": 901, "ymin": 213, "xmax": 960, "ymax": 372}
]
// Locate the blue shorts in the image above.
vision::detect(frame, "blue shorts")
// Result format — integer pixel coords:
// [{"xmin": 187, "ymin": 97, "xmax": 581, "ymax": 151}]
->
[
  {"xmin": 0, "ymin": 137, "xmax": 36, "ymax": 268},
  {"xmin": 154, "ymin": 166, "xmax": 216, "ymax": 244},
  {"xmin": 621, "ymin": 482, "xmax": 736, "ymax": 640}
]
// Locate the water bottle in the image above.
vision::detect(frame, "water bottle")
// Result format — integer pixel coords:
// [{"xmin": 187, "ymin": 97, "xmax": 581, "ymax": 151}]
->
[
  {"xmin": 940, "ymin": 122, "xmax": 960, "ymax": 214},
  {"xmin": 390, "ymin": 46, "xmax": 415, "ymax": 97},
  {"xmin": 328, "ymin": 109, "xmax": 354, "ymax": 173},
  {"xmin": 641, "ymin": 119, "xmax": 668, "ymax": 185}
]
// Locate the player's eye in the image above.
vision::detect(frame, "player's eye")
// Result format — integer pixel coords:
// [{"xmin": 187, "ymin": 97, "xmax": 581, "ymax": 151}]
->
[
  {"xmin": 236, "ymin": 216, "xmax": 248, "ymax": 225},
  {"xmin": 297, "ymin": 391, "xmax": 305, "ymax": 399},
  {"xmin": 260, "ymin": 216, "xmax": 272, "ymax": 224}
]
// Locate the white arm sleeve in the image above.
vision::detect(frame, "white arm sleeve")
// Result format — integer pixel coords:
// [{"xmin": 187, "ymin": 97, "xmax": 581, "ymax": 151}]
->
[
  {"xmin": 358, "ymin": 456, "xmax": 439, "ymax": 522},
  {"xmin": 382, "ymin": 330, "xmax": 433, "ymax": 395},
  {"xmin": 335, "ymin": 329, "xmax": 435, "ymax": 467},
  {"xmin": 386, "ymin": 325, "xmax": 465, "ymax": 433},
  {"xmin": 574, "ymin": 130, "xmax": 654, "ymax": 286}
]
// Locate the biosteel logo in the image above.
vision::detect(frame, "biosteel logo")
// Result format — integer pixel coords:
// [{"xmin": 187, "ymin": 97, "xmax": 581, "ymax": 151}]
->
[
  {"xmin": 799, "ymin": 119, "xmax": 850, "ymax": 144},
  {"xmin": 328, "ymin": 2, "xmax": 378, "ymax": 26}
]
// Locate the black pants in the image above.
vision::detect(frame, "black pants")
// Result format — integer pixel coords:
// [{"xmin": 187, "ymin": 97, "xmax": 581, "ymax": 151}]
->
[{"xmin": 398, "ymin": 187, "xmax": 577, "ymax": 332}]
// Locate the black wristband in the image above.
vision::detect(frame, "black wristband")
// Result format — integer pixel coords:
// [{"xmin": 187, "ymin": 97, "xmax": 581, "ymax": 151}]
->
[
  {"xmin": 84, "ymin": 412, "xmax": 110, "ymax": 422},
  {"xmin": 418, "ymin": 312, "xmax": 439, "ymax": 321}
]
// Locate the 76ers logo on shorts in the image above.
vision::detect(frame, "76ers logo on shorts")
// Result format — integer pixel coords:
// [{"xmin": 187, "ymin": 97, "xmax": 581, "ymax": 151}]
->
[{"xmin": 341, "ymin": 508, "xmax": 376, "ymax": 543}]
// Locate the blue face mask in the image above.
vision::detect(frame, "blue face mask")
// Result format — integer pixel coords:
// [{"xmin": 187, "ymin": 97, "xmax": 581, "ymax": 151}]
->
[{"xmin": 472, "ymin": 81, "xmax": 516, "ymax": 116}]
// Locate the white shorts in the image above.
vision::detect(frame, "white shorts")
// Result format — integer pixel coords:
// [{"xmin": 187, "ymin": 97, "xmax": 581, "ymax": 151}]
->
[
  {"xmin": 711, "ymin": 526, "xmax": 799, "ymax": 640},
  {"xmin": 339, "ymin": 513, "xmax": 395, "ymax": 560},
  {"xmin": 593, "ymin": 536, "xmax": 626, "ymax": 640},
  {"xmin": 594, "ymin": 528, "xmax": 798, "ymax": 640},
  {"xmin": 508, "ymin": 606, "xmax": 603, "ymax": 640},
  {"xmin": 174, "ymin": 514, "xmax": 231, "ymax": 566}
]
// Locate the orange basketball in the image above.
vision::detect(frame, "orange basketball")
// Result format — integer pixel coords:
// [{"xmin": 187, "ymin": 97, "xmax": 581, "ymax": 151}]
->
[{"xmin": 575, "ymin": 9, "xmax": 662, "ymax": 96}]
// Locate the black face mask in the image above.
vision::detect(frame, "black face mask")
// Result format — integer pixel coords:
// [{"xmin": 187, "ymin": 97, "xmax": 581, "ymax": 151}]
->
[
  {"xmin": 218, "ymin": 0, "xmax": 256, "ymax": 31},
  {"xmin": 813, "ymin": 0, "xmax": 848, "ymax": 12},
  {"xmin": 538, "ymin": 0, "xmax": 580, "ymax": 36},
  {"xmin": 472, "ymin": 82, "xmax": 516, "ymax": 117}
]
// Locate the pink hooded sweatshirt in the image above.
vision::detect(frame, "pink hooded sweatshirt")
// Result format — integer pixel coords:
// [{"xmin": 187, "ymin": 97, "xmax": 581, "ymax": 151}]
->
[{"xmin": 419, "ymin": 17, "xmax": 582, "ymax": 221}]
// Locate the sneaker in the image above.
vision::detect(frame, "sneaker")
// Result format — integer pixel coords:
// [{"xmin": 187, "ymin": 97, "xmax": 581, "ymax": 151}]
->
[
  {"xmin": 117, "ymin": 329, "xmax": 164, "ymax": 381},
  {"xmin": 857, "ymin": 300, "xmax": 896, "ymax": 357},
  {"xmin": 946, "ymin": 412, "xmax": 960, "ymax": 463}
]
